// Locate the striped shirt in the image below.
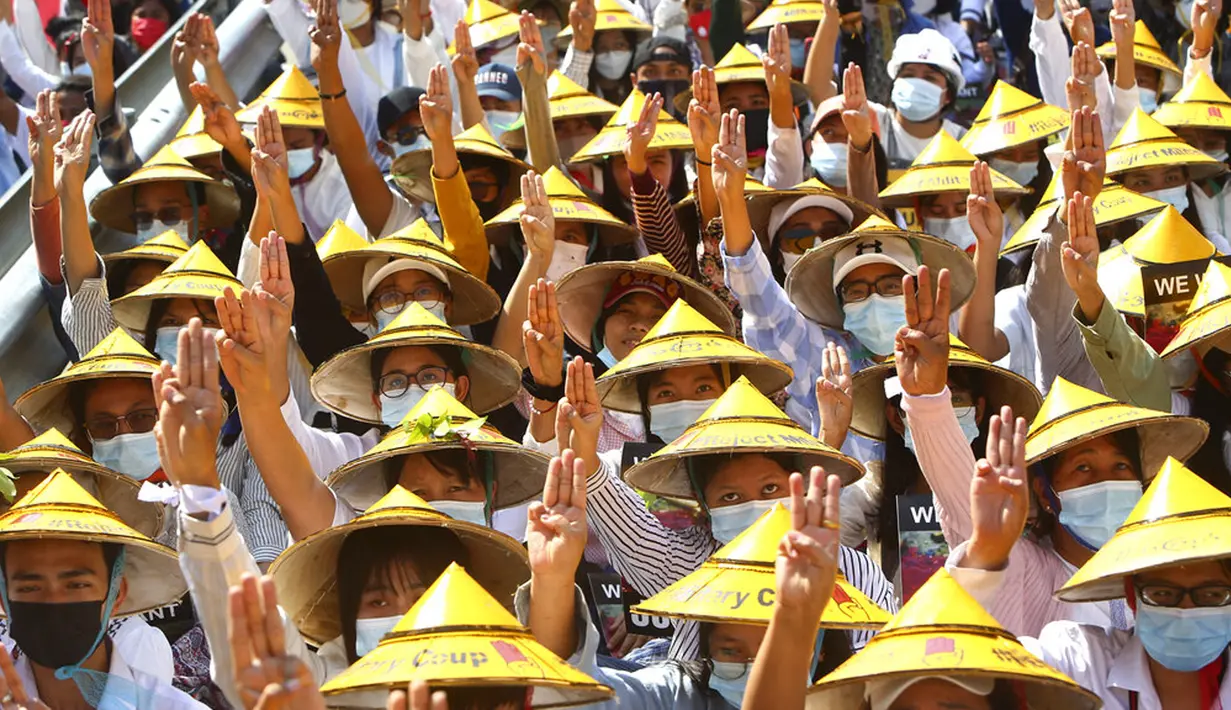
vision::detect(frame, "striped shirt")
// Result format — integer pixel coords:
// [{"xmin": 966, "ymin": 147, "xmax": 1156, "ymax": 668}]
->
[{"xmin": 630, "ymin": 171, "xmax": 696, "ymax": 279}]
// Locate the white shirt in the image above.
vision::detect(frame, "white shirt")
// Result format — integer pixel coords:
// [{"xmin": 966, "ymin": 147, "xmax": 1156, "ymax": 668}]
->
[
  {"xmin": 993, "ymin": 284, "xmax": 1040, "ymax": 392},
  {"xmin": 868, "ymin": 101, "xmax": 967, "ymax": 169},
  {"xmin": 11, "ymin": 642, "xmax": 204, "ymax": 709},
  {"xmin": 291, "ymin": 151, "xmax": 358, "ymax": 242}
]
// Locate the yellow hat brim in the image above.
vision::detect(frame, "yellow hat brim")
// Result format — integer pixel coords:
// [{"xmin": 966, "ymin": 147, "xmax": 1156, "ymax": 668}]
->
[
  {"xmin": 550, "ymin": 95, "xmax": 620, "ymax": 121},
  {"xmin": 1096, "ymin": 40, "xmax": 1181, "ymax": 77},
  {"xmin": 391, "ymin": 146, "xmax": 530, "ymax": 205},
  {"xmin": 674, "ymin": 75, "xmax": 810, "ymax": 113},
  {"xmin": 1106, "ymin": 139, "xmax": 1227, "ymax": 181},
  {"xmin": 485, "ymin": 198, "xmax": 638, "ymax": 247},
  {"xmin": 1001, "ymin": 186, "xmax": 1165, "ymax": 256},
  {"xmin": 102, "ymin": 245, "xmax": 187, "ymax": 266},
  {"xmin": 879, "ymin": 164, "xmax": 1028, "ymax": 207},
  {"xmin": 110, "ymin": 271, "xmax": 243, "ymax": 332},
  {"xmin": 568, "ymin": 122, "xmax": 694, "ymax": 163},
  {"xmin": 168, "ymin": 132, "xmax": 223, "ymax": 160},
  {"xmin": 234, "ymin": 99, "xmax": 325, "ymax": 129},
  {"xmin": 1153, "ymin": 99, "xmax": 1231, "ymax": 130},
  {"xmin": 15, "ymin": 362, "xmax": 160, "ymax": 435},
  {"xmin": 89, "ymin": 169, "xmax": 240, "ymax": 233},
  {"xmin": 1025, "ymin": 404, "xmax": 1208, "ymax": 477},
  {"xmin": 1161, "ymin": 295, "xmax": 1231, "ymax": 358},
  {"xmin": 746, "ymin": 2, "xmax": 828, "ymax": 30},
  {"xmin": 962, "ymin": 104, "xmax": 1070, "ymax": 156},
  {"xmin": 555, "ymin": 10, "xmax": 651, "ymax": 42}
]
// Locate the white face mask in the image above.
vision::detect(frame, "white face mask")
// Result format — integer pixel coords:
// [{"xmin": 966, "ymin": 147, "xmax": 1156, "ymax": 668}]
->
[
  {"xmin": 1148, "ymin": 185, "xmax": 1190, "ymax": 214},
  {"xmin": 287, "ymin": 147, "xmax": 318, "ymax": 180},
  {"xmin": 155, "ymin": 326, "xmax": 219, "ymax": 365},
  {"xmin": 904, "ymin": 405, "xmax": 979, "ymax": 454},
  {"xmin": 710, "ymin": 499, "xmax": 778, "ymax": 544},
  {"xmin": 594, "ymin": 50, "xmax": 632, "ymax": 80},
  {"xmin": 489, "ymin": 42, "xmax": 519, "ymax": 67},
  {"xmin": 781, "ymin": 250, "xmax": 806, "ymax": 274},
  {"xmin": 387, "ymin": 134, "xmax": 430, "ymax": 158},
  {"xmin": 337, "ymin": 0, "xmax": 371, "ymax": 29},
  {"xmin": 379, "ymin": 382, "xmax": 456, "ymax": 429},
  {"xmin": 1138, "ymin": 87, "xmax": 1159, "ymax": 114},
  {"xmin": 988, "ymin": 157, "xmax": 1039, "ymax": 186},
  {"xmin": 545, "ymin": 240, "xmax": 588, "ymax": 282},
  {"xmin": 138, "ymin": 218, "xmax": 191, "ymax": 243},
  {"xmin": 354, "ymin": 615, "xmax": 399, "ymax": 657},
  {"xmin": 1177, "ymin": 0, "xmax": 1195, "ymax": 28},
  {"xmin": 485, "ymin": 110, "xmax": 523, "ymax": 137},
  {"xmin": 1205, "ymin": 149, "xmax": 1230, "ymax": 164},
  {"xmin": 60, "ymin": 61, "xmax": 92, "ymax": 77},
  {"xmin": 809, "ymin": 138, "xmax": 848, "ymax": 187},
  {"xmin": 431, "ymin": 499, "xmax": 488, "ymax": 526},
  {"xmin": 648, "ymin": 398, "xmax": 713, "ymax": 442},
  {"xmin": 924, "ymin": 215, "xmax": 979, "ymax": 252}
]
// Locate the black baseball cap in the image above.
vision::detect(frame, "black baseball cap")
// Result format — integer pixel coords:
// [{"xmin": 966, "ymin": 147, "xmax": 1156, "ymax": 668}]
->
[
  {"xmin": 631, "ymin": 36, "xmax": 692, "ymax": 74},
  {"xmin": 377, "ymin": 87, "xmax": 425, "ymax": 136}
]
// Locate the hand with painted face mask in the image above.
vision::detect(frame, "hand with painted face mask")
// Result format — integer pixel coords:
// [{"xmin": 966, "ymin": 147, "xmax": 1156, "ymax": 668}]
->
[
  {"xmin": 895, "ymin": 265, "xmax": 952, "ymax": 398},
  {"xmin": 152, "ymin": 318, "xmax": 224, "ymax": 490},
  {"xmin": 962, "ymin": 406, "xmax": 1030, "ymax": 571},
  {"xmin": 229, "ymin": 574, "xmax": 326, "ymax": 710}
]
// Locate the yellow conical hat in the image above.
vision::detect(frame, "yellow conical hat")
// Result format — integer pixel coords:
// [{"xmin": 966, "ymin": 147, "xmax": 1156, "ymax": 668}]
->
[
  {"xmin": 785, "ymin": 216, "xmax": 978, "ymax": 329},
  {"xmin": 747, "ymin": 0, "xmax": 830, "ymax": 30},
  {"xmin": 450, "ymin": 0, "xmax": 521, "ymax": 50},
  {"xmin": 89, "ymin": 144, "xmax": 240, "ymax": 233},
  {"xmin": 555, "ymin": 254, "xmax": 738, "ymax": 352},
  {"xmin": 311, "ymin": 303, "xmax": 522, "ymax": 423},
  {"xmin": 315, "ymin": 220, "xmax": 370, "ymax": 263},
  {"xmin": 0, "ymin": 471, "xmax": 185, "ymax": 615},
  {"xmin": 15, "ymin": 329, "xmax": 160, "ymax": 434},
  {"xmin": 484, "ymin": 166, "xmax": 638, "ymax": 246},
  {"xmin": 742, "ymin": 177, "xmax": 886, "ymax": 252},
  {"xmin": 326, "ymin": 386, "xmax": 549, "ymax": 511},
  {"xmin": 168, "ymin": 105, "xmax": 223, "ymax": 161},
  {"xmin": 849, "ymin": 334, "xmax": 1042, "ymax": 440},
  {"xmin": 879, "ymin": 131, "xmax": 1028, "ymax": 207},
  {"xmin": 320, "ymin": 563, "xmax": 613, "ymax": 706},
  {"xmin": 234, "ymin": 65, "xmax": 324, "ymax": 129},
  {"xmin": 1060, "ymin": 457, "xmax": 1231, "ymax": 602},
  {"xmin": 1096, "ymin": 20, "xmax": 1181, "ymax": 81},
  {"xmin": 806, "ymin": 569, "xmax": 1100, "ymax": 709},
  {"xmin": 1000, "ymin": 175, "xmax": 1165, "ymax": 256},
  {"xmin": 1161, "ymin": 260, "xmax": 1231, "ymax": 358},
  {"xmin": 111, "ymin": 241, "xmax": 241, "ymax": 332},
  {"xmin": 102, "ymin": 230, "xmax": 190, "ymax": 267},
  {"xmin": 270, "ymin": 487, "xmax": 529, "ymax": 646},
  {"xmin": 633, "ymin": 503, "xmax": 889, "ymax": 628},
  {"xmin": 391, "ymin": 123, "xmax": 530, "ymax": 204},
  {"xmin": 623, "ymin": 376, "xmax": 864, "ymax": 498},
  {"xmin": 1097, "ymin": 206, "xmax": 1218, "ymax": 318},
  {"xmin": 547, "ymin": 71, "xmax": 620, "ymax": 121},
  {"xmin": 674, "ymin": 43, "xmax": 810, "ymax": 111},
  {"xmin": 1026, "ymin": 376, "xmax": 1208, "ymax": 477},
  {"xmin": 1153, "ymin": 70, "xmax": 1231, "ymax": 130},
  {"xmin": 595, "ymin": 299, "xmax": 792, "ymax": 411},
  {"xmin": 556, "ymin": 0, "xmax": 651, "ymax": 43},
  {"xmin": 1106, "ymin": 108, "xmax": 1225, "ymax": 181},
  {"xmin": 568, "ymin": 89, "xmax": 694, "ymax": 163},
  {"xmin": 961, "ymin": 81, "xmax": 1070, "ymax": 156},
  {"xmin": 322, "ymin": 218, "xmax": 502, "ymax": 325}
]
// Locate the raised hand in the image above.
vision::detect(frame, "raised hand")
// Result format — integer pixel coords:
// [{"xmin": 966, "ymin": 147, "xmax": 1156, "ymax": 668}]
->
[
  {"xmin": 216, "ymin": 281, "xmax": 290, "ymax": 405},
  {"xmin": 252, "ymin": 105, "xmax": 291, "ymax": 197},
  {"xmin": 171, "ymin": 18, "xmax": 201, "ymax": 78},
  {"xmin": 53, "ymin": 110, "xmax": 96, "ymax": 196},
  {"xmin": 895, "ymin": 265, "xmax": 951, "ymax": 397},
  {"xmin": 840, "ymin": 62, "xmax": 872, "ymax": 150},
  {"xmin": 516, "ymin": 10, "xmax": 546, "ymax": 75},
  {"xmin": 526, "ymin": 449, "xmax": 589, "ymax": 585},
  {"xmin": 816, "ymin": 343, "xmax": 853, "ymax": 450},
  {"xmin": 556, "ymin": 356, "xmax": 603, "ymax": 472},
  {"xmin": 568, "ymin": 0, "xmax": 596, "ymax": 53},
  {"xmin": 1192, "ymin": 0, "xmax": 1222, "ymax": 57},
  {"xmin": 256, "ymin": 233, "xmax": 295, "ymax": 313},
  {"xmin": 194, "ymin": 13, "xmax": 221, "ymax": 67},
  {"xmin": 775, "ymin": 467, "xmax": 840, "ymax": 620},
  {"xmin": 1061, "ymin": 107, "xmax": 1105, "ymax": 202},
  {"xmin": 967, "ymin": 161, "xmax": 1004, "ymax": 249},
  {"xmin": 965, "ymin": 407, "xmax": 1030, "ymax": 571},
  {"xmin": 711, "ymin": 109, "xmax": 747, "ymax": 207},
  {"xmin": 27, "ymin": 91, "xmax": 62, "ymax": 191},
  {"xmin": 523, "ymin": 279, "xmax": 565, "ymax": 388},
  {"xmin": 1061, "ymin": 192, "xmax": 1105, "ymax": 322},
  {"xmin": 190, "ymin": 82, "xmax": 246, "ymax": 150},
  {"xmin": 81, "ymin": 0, "xmax": 114, "ymax": 75},
  {"xmin": 0, "ymin": 646, "xmax": 52, "ymax": 710},
  {"xmin": 519, "ymin": 171, "xmax": 556, "ymax": 265},
  {"xmin": 309, "ymin": 0, "xmax": 343, "ymax": 73},
  {"xmin": 420, "ymin": 64, "xmax": 453, "ymax": 142},
  {"xmin": 624, "ymin": 92, "xmax": 662, "ymax": 175},
  {"xmin": 1058, "ymin": 0, "xmax": 1094, "ymax": 46},
  {"xmin": 152, "ymin": 318, "xmax": 224, "ymax": 488},
  {"xmin": 687, "ymin": 66, "xmax": 721, "ymax": 160},
  {"xmin": 388, "ymin": 682, "xmax": 450, "ymax": 710},
  {"xmin": 229, "ymin": 575, "xmax": 326, "ymax": 710},
  {"xmin": 1109, "ymin": 0, "xmax": 1134, "ymax": 51},
  {"xmin": 762, "ymin": 24, "xmax": 792, "ymax": 96},
  {"xmin": 452, "ymin": 20, "xmax": 479, "ymax": 85},
  {"xmin": 1070, "ymin": 41, "xmax": 1100, "ymax": 89}
]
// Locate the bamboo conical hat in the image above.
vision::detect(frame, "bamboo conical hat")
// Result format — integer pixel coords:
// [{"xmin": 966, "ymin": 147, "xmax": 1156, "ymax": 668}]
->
[
  {"xmin": 315, "ymin": 220, "xmax": 371, "ymax": 262},
  {"xmin": 747, "ymin": 0, "xmax": 830, "ymax": 30},
  {"xmin": 484, "ymin": 166, "xmax": 638, "ymax": 246},
  {"xmin": 319, "ymin": 563, "xmax": 614, "ymax": 706},
  {"xmin": 1026, "ymin": 376, "xmax": 1208, "ymax": 477},
  {"xmin": 633, "ymin": 503, "xmax": 889, "ymax": 629},
  {"xmin": 1161, "ymin": 260, "xmax": 1231, "ymax": 358},
  {"xmin": 623, "ymin": 376, "xmax": 864, "ymax": 498},
  {"xmin": 311, "ymin": 302, "xmax": 522, "ymax": 423},
  {"xmin": 555, "ymin": 0, "xmax": 651, "ymax": 43},
  {"xmin": 110, "ymin": 241, "xmax": 241, "ymax": 332},
  {"xmin": 0, "ymin": 471, "xmax": 185, "ymax": 616},
  {"xmin": 547, "ymin": 71, "xmax": 620, "ymax": 121},
  {"xmin": 806, "ymin": 569, "xmax": 1100, "ymax": 710},
  {"xmin": 1106, "ymin": 108, "xmax": 1225, "ymax": 181},
  {"xmin": 1097, "ymin": 206, "xmax": 1219, "ymax": 318},
  {"xmin": 1153, "ymin": 70, "xmax": 1231, "ymax": 131},
  {"xmin": 879, "ymin": 131, "xmax": 1028, "ymax": 207},
  {"xmin": 1000, "ymin": 175, "xmax": 1164, "ymax": 256},
  {"xmin": 390, "ymin": 123, "xmax": 530, "ymax": 204},
  {"xmin": 89, "ymin": 145, "xmax": 240, "ymax": 233},
  {"xmin": 102, "ymin": 230, "xmax": 191, "ymax": 267},
  {"xmin": 848, "ymin": 334, "xmax": 1042, "ymax": 441},
  {"xmin": 234, "ymin": 65, "xmax": 325, "ymax": 129},
  {"xmin": 269, "ymin": 487, "xmax": 530, "ymax": 645},
  {"xmin": 674, "ymin": 43, "xmax": 809, "ymax": 111},
  {"xmin": 568, "ymin": 89, "xmax": 694, "ymax": 163},
  {"xmin": 168, "ymin": 105, "xmax": 223, "ymax": 161},
  {"xmin": 449, "ymin": 0, "xmax": 521, "ymax": 50},
  {"xmin": 961, "ymin": 81, "xmax": 1070, "ymax": 156},
  {"xmin": 1096, "ymin": 20, "xmax": 1181, "ymax": 81}
]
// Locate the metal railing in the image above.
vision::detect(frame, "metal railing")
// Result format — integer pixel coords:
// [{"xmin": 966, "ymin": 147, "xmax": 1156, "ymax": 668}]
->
[{"xmin": 0, "ymin": 0, "xmax": 283, "ymax": 394}]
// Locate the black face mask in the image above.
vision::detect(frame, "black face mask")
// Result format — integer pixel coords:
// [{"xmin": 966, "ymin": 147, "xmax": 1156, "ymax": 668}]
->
[
  {"xmin": 475, "ymin": 198, "xmax": 502, "ymax": 222},
  {"xmin": 742, "ymin": 109, "xmax": 771, "ymax": 155},
  {"xmin": 9, "ymin": 600, "xmax": 105, "ymax": 670},
  {"xmin": 638, "ymin": 79, "xmax": 691, "ymax": 121}
]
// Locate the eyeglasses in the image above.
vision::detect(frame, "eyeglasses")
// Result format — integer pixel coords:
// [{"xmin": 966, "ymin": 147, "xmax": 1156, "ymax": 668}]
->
[
  {"xmin": 777, "ymin": 225, "xmax": 848, "ymax": 254},
  {"xmin": 1136, "ymin": 583, "xmax": 1231, "ymax": 608},
  {"xmin": 131, "ymin": 207, "xmax": 186, "ymax": 231},
  {"xmin": 379, "ymin": 367, "xmax": 451, "ymax": 397},
  {"xmin": 370, "ymin": 285, "xmax": 447, "ymax": 316},
  {"xmin": 85, "ymin": 408, "xmax": 159, "ymax": 440},
  {"xmin": 837, "ymin": 274, "xmax": 905, "ymax": 304}
]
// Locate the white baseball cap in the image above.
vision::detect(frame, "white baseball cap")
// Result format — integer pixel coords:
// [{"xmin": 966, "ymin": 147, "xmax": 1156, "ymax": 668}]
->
[
  {"xmin": 886, "ymin": 29, "xmax": 966, "ymax": 93},
  {"xmin": 769, "ymin": 195, "xmax": 855, "ymax": 241},
  {"xmin": 831, "ymin": 235, "xmax": 920, "ymax": 291},
  {"xmin": 866, "ymin": 675, "xmax": 995, "ymax": 710},
  {"xmin": 362, "ymin": 257, "xmax": 451, "ymax": 303}
]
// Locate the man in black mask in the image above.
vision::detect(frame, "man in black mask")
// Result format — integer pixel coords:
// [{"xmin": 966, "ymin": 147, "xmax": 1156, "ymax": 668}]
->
[{"xmin": 630, "ymin": 37, "xmax": 693, "ymax": 122}]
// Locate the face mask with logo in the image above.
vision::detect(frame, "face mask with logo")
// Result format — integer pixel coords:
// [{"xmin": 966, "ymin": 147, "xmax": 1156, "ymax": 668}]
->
[
  {"xmin": 379, "ymin": 382, "xmax": 456, "ymax": 429},
  {"xmin": 904, "ymin": 404, "xmax": 979, "ymax": 454},
  {"xmin": 842, "ymin": 294, "xmax": 906, "ymax": 357},
  {"xmin": 287, "ymin": 147, "xmax": 319, "ymax": 180},
  {"xmin": 709, "ymin": 661, "xmax": 751, "ymax": 707},
  {"xmin": 1138, "ymin": 87, "xmax": 1159, "ymax": 114},
  {"xmin": 130, "ymin": 15, "xmax": 168, "ymax": 51},
  {"xmin": 710, "ymin": 499, "xmax": 778, "ymax": 543},
  {"xmin": 90, "ymin": 431, "xmax": 162, "ymax": 480},
  {"xmin": 1136, "ymin": 602, "xmax": 1231, "ymax": 672},
  {"xmin": 989, "ymin": 157, "xmax": 1039, "ymax": 186},
  {"xmin": 138, "ymin": 218, "xmax": 192, "ymax": 243},
  {"xmin": 789, "ymin": 37, "xmax": 808, "ymax": 67},
  {"xmin": 545, "ymin": 240, "xmax": 588, "ymax": 282},
  {"xmin": 595, "ymin": 50, "xmax": 633, "ymax": 80},
  {"xmin": 810, "ymin": 139, "xmax": 848, "ymax": 187},
  {"xmin": 891, "ymin": 77, "xmax": 945, "ymax": 122},
  {"xmin": 924, "ymin": 215, "xmax": 979, "ymax": 253},
  {"xmin": 649, "ymin": 399, "xmax": 713, "ymax": 442},
  {"xmin": 1055, "ymin": 480, "xmax": 1142, "ymax": 550},
  {"xmin": 338, "ymin": 0, "xmax": 372, "ymax": 28},
  {"xmin": 354, "ymin": 615, "xmax": 400, "ymax": 657},
  {"xmin": 432, "ymin": 499, "xmax": 488, "ymax": 526},
  {"xmin": 1148, "ymin": 185, "xmax": 1190, "ymax": 214},
  {"xmin": 486, "ymin": 110, "xmax": 524, "ymax": 137}
]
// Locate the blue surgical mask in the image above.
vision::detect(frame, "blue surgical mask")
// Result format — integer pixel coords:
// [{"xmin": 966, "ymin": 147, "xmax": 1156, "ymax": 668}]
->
[
  {"xmin": 1148, "ymin": 185, "xmax": 1190, "ymax": 214},
  {"xmin": 810, "ymin": 139, "xmax": 848, "ymax": 187},
  {"xmin": 596, "ymin": 346, "xmax": 618, "ymax": 368},
  {"xmin": 710, "ymin": 499, "xmax": 778, "ymax": 544},
  {"xmin": 154, "ymin": 326, "xmax": 219, "ymax": 365},
  {"xmin": 709, "ymin": 661, "xmax": 750, "ymax": 707},
  {"xmin": 354, "ymin": 615, "xmax": 400, "ymax": 657},
  {"xmin": 432, "ymin": 499, "xmax": 488, "ymax": 526},
  {"xmin": 924, "ymin": 216, "xmax": 978, "ymax": 252},
  {"xmin": 789, "ymin": 37, "xmax": 808, "ymax": 68},
  {"xmin": 891, "ymin": 77, "xmax": 945, "ymax": 122},
  {"xmin": 286, "ymin": 147, "xmax": 318, "ymax": 180},
  {"xmin": 379, "ymin": 383, "xmax": 456, "ymax": 428},
  {"xmin": 138, "ymin": 218, "xmax": 191, "ymax": 243},
  {"xmin": 1056, "ymin": 480, "xmax": 1142, "ymax": 550},
  {"xmin": 89, "ymin": 431, "xmax": 161, "ymax": 481},
  {"xmin": 485, "ymin": 110, "xmax": 523, "ymax": 137},
  {"xmin": 904, "ymin": 405, "xmax": 979, "ymax": 454},
  {"xmin": 1138, "ymin": 87, "xmax": 1159, "ymax": 114},
  {"xmin": 649, "ymin": 399, "xmax": 713, "ymax": 442},
  {"xmin": 60, "ymin": 61, "xmax": 92, "ymax": 77},
  {"xmin": 1136, "ymin": 602, "xmax": 1231, "ymax": 672},
  {"xmin": 842, "ymin": 294, "xmax": 906, "ymax": 357},
  {"xmin": 989, "ymin": 157, "xmax": 1039, "ymax": 186}
]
